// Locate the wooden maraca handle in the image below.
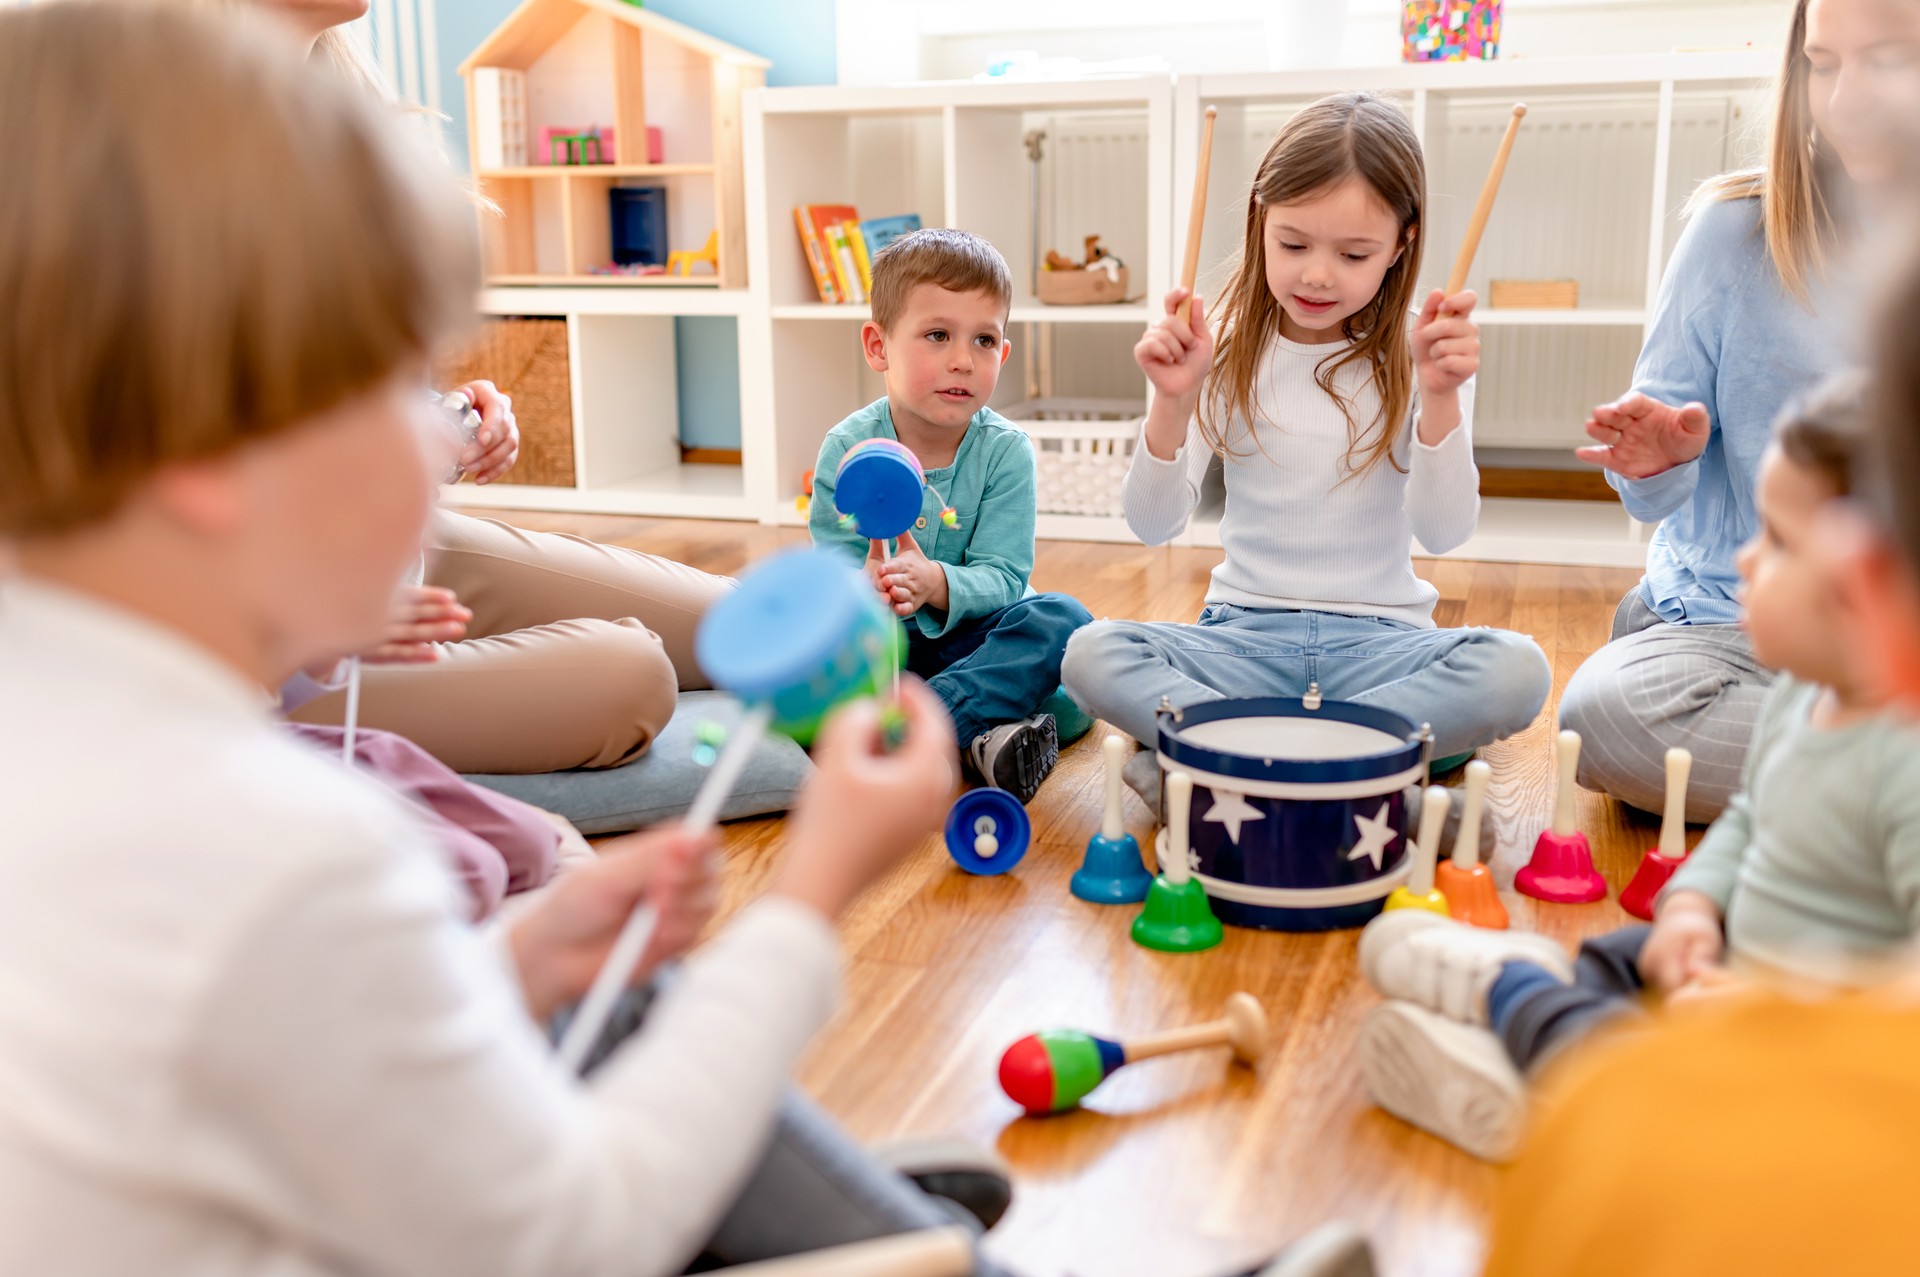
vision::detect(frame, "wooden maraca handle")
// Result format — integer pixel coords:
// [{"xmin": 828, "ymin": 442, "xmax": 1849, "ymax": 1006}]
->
[
  {"xmin": 1124, "ymin": 992, "xmax": 1268, "ymax": 1063},
  {"xmin": 717, "ymin": 1226, "xmax": 975, "ymax": 1277},
  {"xmin": 1176, "ymin": 106, "xmax": 1219, "ymax": 326},
  {"xmin": 1553, "ymin": 728, "xmax": 1581, "ymax": 838},
  {"xmin": 1659, "ymin": 747, "xmax": 1693, "ymax": 857},
  {"xmin": 1444, "ymin": 103, "xmax": 1526, "ymax": 298}
]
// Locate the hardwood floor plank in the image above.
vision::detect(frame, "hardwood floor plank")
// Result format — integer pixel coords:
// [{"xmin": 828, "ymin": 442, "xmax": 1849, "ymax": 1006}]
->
[{"xmin": 476, "ymin": 511, "xmax": 1651, "ymax": 1277}]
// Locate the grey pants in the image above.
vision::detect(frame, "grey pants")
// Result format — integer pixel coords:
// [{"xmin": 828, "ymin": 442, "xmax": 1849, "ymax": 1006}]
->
[
  {"xmin": 1557, "ymin": 587, "xmax": 1773, "ymax": 822},
  {"xmin": 556, "ymin": 985, "xmax": 1009, "ymax": 1275}
]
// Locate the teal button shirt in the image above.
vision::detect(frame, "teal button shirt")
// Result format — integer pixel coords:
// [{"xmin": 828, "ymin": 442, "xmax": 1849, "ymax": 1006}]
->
[{"xmin": 809, "ymin": 398, "xmax": 1037, "ymax": 639}]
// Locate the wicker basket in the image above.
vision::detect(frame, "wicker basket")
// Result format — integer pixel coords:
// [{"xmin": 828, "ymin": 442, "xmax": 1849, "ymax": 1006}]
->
[
  {"xmin": 431, "ymin": 317, "xmax": 576, "ymax": 488},
  {"xmin": 1000, "ymin": 398, "xmax": 1143, "ymax": 517}
]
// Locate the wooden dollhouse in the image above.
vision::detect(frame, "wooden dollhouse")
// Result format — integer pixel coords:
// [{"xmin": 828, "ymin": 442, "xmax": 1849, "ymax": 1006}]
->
[{"xmin": 459, "ymin": 0, "xmax": 767, "ymax": 287}]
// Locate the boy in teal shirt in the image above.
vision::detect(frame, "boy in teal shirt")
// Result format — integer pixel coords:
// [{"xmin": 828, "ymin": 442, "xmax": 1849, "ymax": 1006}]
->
[{"xmin": 810, "ymin": 229, "xmax": 1091, "ymax": 801}]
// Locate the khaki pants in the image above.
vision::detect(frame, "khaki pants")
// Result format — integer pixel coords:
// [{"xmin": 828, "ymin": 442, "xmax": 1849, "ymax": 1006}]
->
[{"xmin": 290, "ymin": 510, "xmax": 732, "ymax": 774}]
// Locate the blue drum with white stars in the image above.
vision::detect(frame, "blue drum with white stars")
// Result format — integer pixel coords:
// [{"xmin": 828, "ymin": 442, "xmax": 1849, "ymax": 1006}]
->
[{"xmin": 1152, "ymin": 697, "xmax": 1427, "ymax": 932}]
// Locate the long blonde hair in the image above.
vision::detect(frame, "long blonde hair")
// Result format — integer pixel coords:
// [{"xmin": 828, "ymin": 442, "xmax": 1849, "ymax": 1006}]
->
[
  {"xmin": 1200, "ymin": 92, "xmax": 1425, "ymax": 480},
  {"xmin": 1687, "ymin": 0, "xmax": 1841, "ymax": 305}
]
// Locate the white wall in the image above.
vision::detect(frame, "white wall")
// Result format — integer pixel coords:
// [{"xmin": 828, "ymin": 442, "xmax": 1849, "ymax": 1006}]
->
[{"xmin": 837, "ymin": 0, "xmax": 1793, "ymax": 84}]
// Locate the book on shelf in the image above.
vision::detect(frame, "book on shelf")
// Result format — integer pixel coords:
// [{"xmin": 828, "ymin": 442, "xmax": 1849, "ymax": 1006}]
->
[
  {"xmin": 793, "ymin": 206, "xmax": 923, "ymax": 304},
  {"xmin": 858, "ymin": 214, "xmax": 921, "ymax": 257},
  {"xmin": 794, "ymin": 207, "xmax": 840, "ymax": 302},
  {"xmin": 822, "ymin": 221, "xmax": 864, "ymax": 304}
]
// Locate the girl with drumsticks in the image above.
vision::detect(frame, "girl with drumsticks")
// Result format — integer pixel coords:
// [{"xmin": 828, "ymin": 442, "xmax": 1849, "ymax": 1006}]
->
[{"xmin": 1063, "ymin": 91, "xmax": 1549, "ymax": 807}]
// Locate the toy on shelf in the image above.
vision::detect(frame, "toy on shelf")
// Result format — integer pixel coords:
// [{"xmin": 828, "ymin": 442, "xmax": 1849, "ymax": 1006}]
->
[
  {"xmin": 1175, "ymin": 106, "xmax": 1218, "ymax": 326},
  {"xmin": 544, "ymin": 125, "xmax": 611, "ymax": 165},
  {"xmin": 668, "ymin": 230, "xmax": 721, "ymax": 277},
  {"xmin": 998, "ymin": 992, "xmax": 1268, "ymax": 1116},
  {"xmin": 1385, "ymin": 786, "xmax": 1451, "ymax": 915},
  {"xmin": 1403, "ymin": 0, "xmax": 1502, "ymax": 62},
  {"xmin": 611, "ymin": 186, "xmax": 668, "ymax": 268},
  {"xmin": 795, "ymin": 468, "xmax": 815, "ymax": 515},
  {"xmin": 1444, "ymin": 103, "xmax": 1526, "ymax": 301},
  {"xmin": 1436, "ymin": 759, "xmax": 1507, "ymax": 928},
  {"xmin": 1036, "ymin": 235, "xmax": 1130, "ymax": 306},
  {"xmin": 1621, "ymin": 748, "xmax": 1693, "ymax": 921},
  {"xmin": 1516, "ymin": 729, "xmax": 1607, "ymax": 904},
  {"xmin": 946, "ymin": 788, "xmax": 1031, "ymax": 876},
  {"xmin": 1132, "ymin": 771, "xmax": 1224, "ymax": 953},
  {"xmin": 555, "ymin": 547, "xmax": 902, "ymax": 1072},
  {"xmin": 1072, "ymin": 735, "xmax": 1155, "ymax": 904}
]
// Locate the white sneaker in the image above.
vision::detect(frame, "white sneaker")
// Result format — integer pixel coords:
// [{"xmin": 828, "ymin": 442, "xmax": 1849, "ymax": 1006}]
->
[
  {"xmin": 1359, "ymin": 1001, "xmax": 1528, "ymax": 1163},
  {"xmin": 1357, "ymin": 909, "xmax": 1573, "ymax": 1025}
]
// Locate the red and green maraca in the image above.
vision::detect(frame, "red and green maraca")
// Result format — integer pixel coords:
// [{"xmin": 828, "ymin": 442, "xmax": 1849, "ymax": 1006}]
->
[{"xmin": 997, "ymin": 993, "xmax": 1270, "ymax": 1115}]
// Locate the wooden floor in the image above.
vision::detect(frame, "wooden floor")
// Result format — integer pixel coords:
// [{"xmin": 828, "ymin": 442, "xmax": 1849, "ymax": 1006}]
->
[{"xmin": 492, "ymin": 511, "xmax": 1667, "ymax": 1277}]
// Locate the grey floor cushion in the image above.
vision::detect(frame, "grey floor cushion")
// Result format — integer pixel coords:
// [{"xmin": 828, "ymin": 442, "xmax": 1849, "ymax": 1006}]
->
[{"xmin": 463, "ymin": 691, "xmax": 814, "ymax": 836}]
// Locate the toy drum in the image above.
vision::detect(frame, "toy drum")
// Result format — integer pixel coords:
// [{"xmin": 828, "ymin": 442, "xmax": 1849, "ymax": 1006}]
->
[
  {"xmin": 696, "ymin": 546, "xmax": 904, "ymax": 746},
  {"xmin": 1153, "ymin": 696, "xmax": 1428, "ymax": 931}
]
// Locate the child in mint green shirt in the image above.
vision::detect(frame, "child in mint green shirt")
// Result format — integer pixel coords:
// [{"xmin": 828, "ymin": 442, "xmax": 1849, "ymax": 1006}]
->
[{"xmin": 809, "ymin": 229, "xmax": 1090, "ymax": 802}]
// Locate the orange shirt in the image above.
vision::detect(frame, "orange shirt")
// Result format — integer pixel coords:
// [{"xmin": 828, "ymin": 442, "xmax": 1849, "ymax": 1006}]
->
[{"xmin": 1485, "ymin": 991, "xmax": 1920, "ymax": 1276}]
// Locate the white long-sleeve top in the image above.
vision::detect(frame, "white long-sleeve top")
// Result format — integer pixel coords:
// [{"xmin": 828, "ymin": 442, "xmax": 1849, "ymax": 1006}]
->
[
  {"xmin": 0, "ymin": 579, "xmax": 840, "ymax": 1277},
  {"xmin": 1125, "ymin": 334, "xmax": 1479, "ymax": 627}
]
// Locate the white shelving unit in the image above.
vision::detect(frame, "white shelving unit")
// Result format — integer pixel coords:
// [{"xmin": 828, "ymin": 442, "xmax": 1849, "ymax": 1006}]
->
[
  {"xmin": 742, "ymin": 76, "xmax": 1177, "ymax": 536},
  {"xmin": 447, "ymin": 52, "xmax": 1776, "ymax": 567}
]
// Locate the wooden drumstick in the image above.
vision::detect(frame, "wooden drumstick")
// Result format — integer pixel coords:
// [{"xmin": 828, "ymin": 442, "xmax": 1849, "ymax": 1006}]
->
[
  {"xmin": 1176, "ymin": 106, "xmax": 1219, "ymax": 326},
  {"xmin": 1444, "ymin": 103, "xmax": 1527, "ymax": 300},
  {"xmin": 1122, "ymin": 992, "xmax": 1269, "ymax": 1064},
  {"xmin": 1165, "ymin": 770, "xmax": 1194, "ymax": 885}
]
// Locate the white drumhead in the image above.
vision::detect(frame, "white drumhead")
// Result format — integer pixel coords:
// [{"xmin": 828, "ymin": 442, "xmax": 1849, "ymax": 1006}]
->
[{"xmin": 1175, "ymin": 716, "xmax": 1403, "ymax": 762}]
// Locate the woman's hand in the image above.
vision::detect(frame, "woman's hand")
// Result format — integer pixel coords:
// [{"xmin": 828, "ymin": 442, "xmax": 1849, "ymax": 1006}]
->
[
  {"xmin": 453, "ymin": 379, "xmax": 520, "ymax": 485},
  {"xmin": 1575, "ymin": 392, "xmax": 1711, "ymax": 479},
  {"xmin": 773, "ymin": 679, "xmax": 958, "ymax": 922},
  {"xmin": 508, "ymin": 826, "xmax": 720, "ymax": 1023},
  {"xmin": 1640, "ymin": 890, "xmax": 1726, "ymax": 994}
]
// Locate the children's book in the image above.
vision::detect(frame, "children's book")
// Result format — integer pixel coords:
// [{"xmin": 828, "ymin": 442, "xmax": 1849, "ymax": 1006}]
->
[
  {"xmin": 847, "ymin": 223, "xmax": 874, "ymax": 297},
  {"xmin": 803, "ymin": 204, "xmax": 861, "ymax": 303},
  {"xmin": 858, "ymin": 214, "xmax": 922, "ymax": 257},
  {"xmin": 823, "ymin": 221, "xmax": 865, "ymax": 304},
  {"xmin": 794, "ymin": 206, "xmax": 840, "ymax": 303}
]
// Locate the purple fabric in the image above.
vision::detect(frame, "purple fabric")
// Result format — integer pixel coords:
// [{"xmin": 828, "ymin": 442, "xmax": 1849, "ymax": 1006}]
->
[{"xmin": 286, "ymin": 724, "xmax": 561, "ymax": 921}]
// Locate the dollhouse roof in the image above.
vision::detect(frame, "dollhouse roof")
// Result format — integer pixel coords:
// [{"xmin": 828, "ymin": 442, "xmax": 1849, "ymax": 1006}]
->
[{"xmin": 458, "ymin": 0, "xmax": 772, "ymax": 75}]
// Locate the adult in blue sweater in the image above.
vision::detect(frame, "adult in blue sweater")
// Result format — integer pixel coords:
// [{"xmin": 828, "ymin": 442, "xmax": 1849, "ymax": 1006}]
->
[{"xmin": 1559, "ymin": 0, "xmax": 1915, "ymax": 819}]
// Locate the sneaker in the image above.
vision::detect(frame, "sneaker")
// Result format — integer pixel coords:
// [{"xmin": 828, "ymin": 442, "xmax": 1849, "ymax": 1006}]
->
[
  {"xmin": 1359, "ymin": 1001, "xmax": 1528, "ymax": 1162},
  {"xmin": 967, "ymin": 713, "xmax": 1058, "ymax": 803},
  {"xmin": 1357, "ymin": 910, "xmax": 1573, "ymax": 1025},
  {"xmin": 871, "ymin": 1137, "xmax": 1014, "ymax": 1232}
]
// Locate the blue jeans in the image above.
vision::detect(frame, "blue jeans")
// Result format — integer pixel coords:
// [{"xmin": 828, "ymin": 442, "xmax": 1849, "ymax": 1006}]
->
[
  {"xmin": 1061, "ymin": 604, "xmax": 1550, "ymax": 758},
  {"xmin": 910, "ymin": 593, "xmax": 1092, "ymax": 744}
]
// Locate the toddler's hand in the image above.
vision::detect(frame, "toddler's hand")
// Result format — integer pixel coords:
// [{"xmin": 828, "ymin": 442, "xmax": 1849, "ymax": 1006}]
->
[
  {"xmin": 774, "ymin": 679, "xmax": 958, "ymax": 921},
  {"xmin": 508, "ymin": 826, "xmax": 720, "ymax": 1022},
  {"xmin": 452, "ymin": 379, "xmax": 520, "ymax": 485},
  {"xmin": 1412, "ymin": 289, "xmax": 1480, "ymax": 397},
  {"xmin": 364, "ymin": 585, "xmax": 471, "ymax": 664},
  {"xmin": 878, "ymin": 529, "xmax": 949, "ymax": 617},
  {"xmin": 1640, "ymin": 891, "xmax": 1725, "ymax": 994},
  {"xmin": 1134, "ymin": 288, "xmax": 1213, "ymax": 407},
  {"xmin": 1574, "ymin": 392, "xmax": 1711, "ymax": 479}
]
